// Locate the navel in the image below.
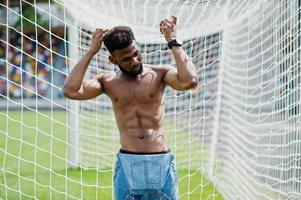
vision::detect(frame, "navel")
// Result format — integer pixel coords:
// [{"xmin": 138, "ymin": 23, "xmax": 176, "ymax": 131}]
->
[
  {"xmin": 149, "ymin": 94, "xmax": 154, "ymax": 98},
  {"xmin": 139, "ymin": 135, "xmax": 144, "ymax": 140},
  {"xmin": 114, "ymin": 97, "xmax": 118, "ymax": 102}
]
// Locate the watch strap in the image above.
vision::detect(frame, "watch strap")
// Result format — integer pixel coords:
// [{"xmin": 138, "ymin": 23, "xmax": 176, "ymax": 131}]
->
[{"xmin": 168, "ymin": 38, "xmax": 182, "ymax": 49}]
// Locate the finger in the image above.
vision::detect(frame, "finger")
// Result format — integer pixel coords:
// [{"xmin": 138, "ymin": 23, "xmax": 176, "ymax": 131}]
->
[
  {"xmin": 95, "ymin": 28, "xmax": 107, "ymax": 34},
  {"xmin": 161, "ymin": 24, "xmax": 169, "ymax": 32},
  {"xmin": 101, "ymin": 30, "xmax": 109, "ymax": 38},
  {"xmin": 96, "ymin": 29, "xmax": 104, "ymax": 35},
  {"xmin": 160, "ymin": 24, "xmax": 167, "ymax": 33},
  {"xmin": 161, "ymin": 19, "xmax": 171, "ymax": 26},
  {"xmin": 95, "ymin": 29, "xmax": 108, "ymax": 38},
  {"xmin": 160, "ymin": 20, "xmax": 165, "ymax": 26},
  {"xmin": 161, "ymin": 20, "xmax": 172, "ymax": 27},
  {"xmin": 171, "ymin": 15, "xmax": 177, "ymax": 24},
  {"xmin": 165, "ymin": 16, "xmax": 173, "ymax": 24},
  {"xmin": 100, "ymin": 29, "xmax": 108, "ymax": 34},
  {"xmin": 95, "ymin": 33, "xmax": 102, "ymax": 38},
  {"xmin": 165, "ymin": 16, "xmax": 177, "ymax": 26},
  {"xmin": 94, "ymin": 30, "xmax": 102, "ymax": 38},
  {"xmin": 164, "ymin": 19, "xmax": 173, "ymax": 26},
  {"xmin": 159, "ymin": 21, "xmax": 164, "ymax": 33},
  {"xmin": 93, "ymin": 29, "xmax": 99, "ymax": 37}
]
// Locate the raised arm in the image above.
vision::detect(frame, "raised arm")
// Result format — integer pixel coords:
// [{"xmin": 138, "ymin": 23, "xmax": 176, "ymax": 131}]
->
[
  {"xmin": 62, "ymin": 28, "xmax": 108, "ymax": 100},
  {"xmin": 160, "ymin": 16, "xmax": 198, "ymax": 91}
]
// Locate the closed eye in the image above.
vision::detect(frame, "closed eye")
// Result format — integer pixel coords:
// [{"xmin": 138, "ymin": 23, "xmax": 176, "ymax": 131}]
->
[
  {"xmin": 122, "ymin": 57, "xmax": 131, "ymax": 62},
  {"xmin": 122, "ymin": 51, "xmax": 139, "ymax": 62}
]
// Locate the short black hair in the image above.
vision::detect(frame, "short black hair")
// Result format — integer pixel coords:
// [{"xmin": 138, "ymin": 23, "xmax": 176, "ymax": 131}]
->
[{"xmin": 103, "ymin": 26, "xmax": 135, "ymax": 53}]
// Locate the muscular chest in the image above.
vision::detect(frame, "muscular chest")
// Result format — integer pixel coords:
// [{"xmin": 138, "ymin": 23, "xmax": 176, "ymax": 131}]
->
[{"xmin": 107, "ymin": 72, "xmax": 164, "ymax": 106}]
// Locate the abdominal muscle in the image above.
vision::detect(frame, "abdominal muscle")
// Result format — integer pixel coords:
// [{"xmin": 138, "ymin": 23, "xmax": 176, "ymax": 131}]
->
[
  {"xmin": 120, "ymin": 128, "xmax": 168, "ymax": 153},
  {"xmin": 113, "ymin": 104, "xmax": 169, "ymax": 153}
]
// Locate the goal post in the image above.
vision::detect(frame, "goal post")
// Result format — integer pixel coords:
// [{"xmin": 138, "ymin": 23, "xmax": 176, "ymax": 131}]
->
[
  {"xmin": 66, "ymin": 20, "xmax": 80, "ymax": 169},
  {"xmin": 0, "ymin": 0, "xmax": 301, "ymax": 200}
]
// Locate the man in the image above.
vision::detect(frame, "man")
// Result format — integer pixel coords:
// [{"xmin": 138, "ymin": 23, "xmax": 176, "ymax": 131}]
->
[{"xmin": 62, "ymin": 16, "xmax": 197, "ymax": 200}]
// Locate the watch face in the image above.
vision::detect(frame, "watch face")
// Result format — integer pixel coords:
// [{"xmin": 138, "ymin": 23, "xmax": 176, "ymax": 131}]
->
[
  {"xmin": 168, "ymin": 39, "xmax": 183, "ymax": 49},
  {"xmin": 175, "ymin": 39, "xmax": 183, "ymax": 45}
]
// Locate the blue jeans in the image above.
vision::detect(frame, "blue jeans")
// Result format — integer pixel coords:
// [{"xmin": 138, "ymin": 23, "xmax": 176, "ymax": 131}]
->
[{"xmin": 114, "ymin": 151, "xmax": 179, "ymax": 200}]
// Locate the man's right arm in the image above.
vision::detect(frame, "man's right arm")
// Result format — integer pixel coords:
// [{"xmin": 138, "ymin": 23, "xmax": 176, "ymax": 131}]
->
[
  {"xmin": 62, "ymin": 28, "xmax": 108, "ymax": 100},
  {"xmin": 62, "ymin": 50, "xmax": 104, "ymax": 100}
]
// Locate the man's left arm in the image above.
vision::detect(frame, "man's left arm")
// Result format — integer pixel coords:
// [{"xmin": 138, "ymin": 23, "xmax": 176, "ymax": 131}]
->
[{"xmin": 160, "ymin": 16, "xmax": 198, "ymax": 90}]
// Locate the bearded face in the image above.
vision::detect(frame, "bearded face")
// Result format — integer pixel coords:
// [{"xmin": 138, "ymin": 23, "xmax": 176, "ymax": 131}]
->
[
  {"xmin": 118, "ymin": 62, "xmax": 143, "ymax": 77},
  {"xmin": 109, "ymin": 40, "xmax": 144, "ymax": 78}
]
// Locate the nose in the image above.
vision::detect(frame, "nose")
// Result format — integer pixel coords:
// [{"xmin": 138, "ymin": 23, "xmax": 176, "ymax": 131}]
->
[{"xmin": 132, "ymin": 56, "xmax": 140, "ymax": 65}]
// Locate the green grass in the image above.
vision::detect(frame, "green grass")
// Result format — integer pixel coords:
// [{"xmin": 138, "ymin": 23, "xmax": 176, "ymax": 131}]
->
[{"xmin": 0, "ymin": 111, "xmax": 223, "ymax": 200}]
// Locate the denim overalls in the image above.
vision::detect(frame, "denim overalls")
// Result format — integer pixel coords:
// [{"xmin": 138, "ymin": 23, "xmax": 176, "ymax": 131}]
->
[{"xmin": 114, "ymin": 151, "xmax": 179, "ymax": 200}]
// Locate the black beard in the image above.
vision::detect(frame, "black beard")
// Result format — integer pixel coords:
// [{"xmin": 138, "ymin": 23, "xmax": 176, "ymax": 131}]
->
[{"xmin": 118, "ymin": 63, "xmax": 143, "ymax": 77}]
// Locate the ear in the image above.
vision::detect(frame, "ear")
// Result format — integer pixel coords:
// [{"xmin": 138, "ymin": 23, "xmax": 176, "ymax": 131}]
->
[{"xmin": 109, "ymin": 55, "xmax": 117, "ymax": 65}]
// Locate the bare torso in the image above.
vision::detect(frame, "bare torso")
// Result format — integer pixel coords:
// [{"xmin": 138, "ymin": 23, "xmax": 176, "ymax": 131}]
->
[{"xmin": 101, "ymin": 65, "xmax": 169, "ymax": 153}]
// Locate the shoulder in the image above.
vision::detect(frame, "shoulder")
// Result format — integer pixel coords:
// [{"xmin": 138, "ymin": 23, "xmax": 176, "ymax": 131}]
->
[
  {"xmin": 93, "ymin": 72, "xmax": 117, "ymax": 94},
  {"xmin": 144, "ymin": 65, "xmax": 175, "ymax": 85},
  {"xmin": 147, "ymin": 64, "xmax": 174, "ymax": 75},
  {"xmin": 95, "ymin": 71, "xmax": 116, "ymax": 82}
]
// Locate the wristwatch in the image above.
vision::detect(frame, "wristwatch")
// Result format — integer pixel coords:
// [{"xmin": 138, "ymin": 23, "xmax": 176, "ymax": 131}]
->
[{"xmin": 167, "ymin": 38, "xmax": 183, "ymax": 49}]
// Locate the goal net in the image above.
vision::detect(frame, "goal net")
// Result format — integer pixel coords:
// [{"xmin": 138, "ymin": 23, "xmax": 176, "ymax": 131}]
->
[{"xmin": 0, "ymin": 0, "xmax": 300, "ymax": 199}]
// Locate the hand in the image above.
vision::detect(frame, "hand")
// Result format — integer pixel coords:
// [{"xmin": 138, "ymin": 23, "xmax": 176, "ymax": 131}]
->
[
  {"xmin": 89, "ymin": 28, "xmax": 109, "ymax": 54},
  {"xmin": 160, "ymin": 16, "xmax": 177, "ymax": 42}
]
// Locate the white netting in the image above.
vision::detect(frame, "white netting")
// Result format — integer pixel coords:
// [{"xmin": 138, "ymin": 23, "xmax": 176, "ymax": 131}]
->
[
  {"xmin": 0, "ymin": 0, "xmax": 300, "ymax": 199},
  {"xmin": 61, "ymin": 0, "xmax": 228, "ymax": 43},
  {"xmin": 215, "ymin": 1, "xmax": 301, "ymax": 199}
]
